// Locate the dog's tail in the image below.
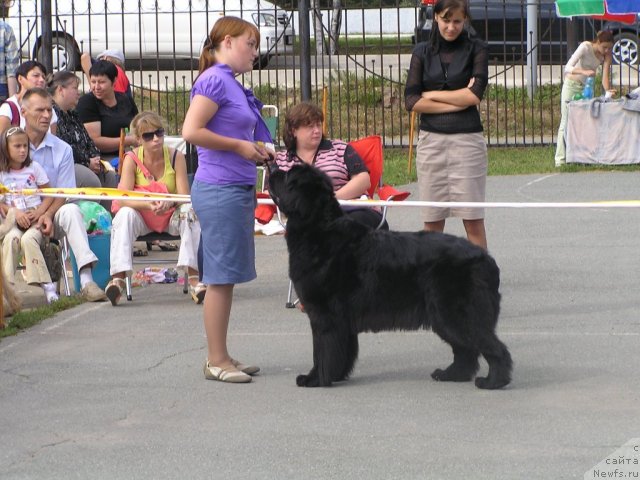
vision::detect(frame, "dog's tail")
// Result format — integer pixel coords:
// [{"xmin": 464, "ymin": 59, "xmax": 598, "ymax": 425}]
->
[{"xmin": 485, "ymin": 255, "xmax": 502, "ymax": 324}]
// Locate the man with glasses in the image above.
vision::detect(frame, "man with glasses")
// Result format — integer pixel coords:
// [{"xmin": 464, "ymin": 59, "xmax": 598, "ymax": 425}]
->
[
  {"xmin": 0, "ymin": 0, "xmax": 19, "ymax": 102},
  {"xmin": 21, "ymin": 87, "xmax": 107, "ymax": 302}
]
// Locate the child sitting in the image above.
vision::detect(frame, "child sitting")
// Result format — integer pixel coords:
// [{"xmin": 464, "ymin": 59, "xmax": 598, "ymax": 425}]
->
[{"xmin": 0, "ymin": 127, "xmax": 58, "ymax": 303}]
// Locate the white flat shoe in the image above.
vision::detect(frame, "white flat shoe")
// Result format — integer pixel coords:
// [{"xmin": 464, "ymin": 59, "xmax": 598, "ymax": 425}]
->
[{"xmin": 203, "ymin": 361, "xmax": 252, "ymax": 383}]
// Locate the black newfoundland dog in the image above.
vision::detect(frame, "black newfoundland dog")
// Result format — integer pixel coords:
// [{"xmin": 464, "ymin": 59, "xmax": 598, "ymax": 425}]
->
[{"xmin": 268, "ymin": 164, "xmax": 512, "ymax": 389}]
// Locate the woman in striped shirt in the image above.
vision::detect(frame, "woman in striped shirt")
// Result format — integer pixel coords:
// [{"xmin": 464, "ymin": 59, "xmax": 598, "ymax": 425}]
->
[{"xmin": 274, "ymin": 102, "xmax": 386, "ymax": 230}]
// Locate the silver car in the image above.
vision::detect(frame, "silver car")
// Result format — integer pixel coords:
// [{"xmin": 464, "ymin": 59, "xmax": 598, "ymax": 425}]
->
[{"xmin": 5, "ymin": 0, "xmax": 295, "ymax": 70}]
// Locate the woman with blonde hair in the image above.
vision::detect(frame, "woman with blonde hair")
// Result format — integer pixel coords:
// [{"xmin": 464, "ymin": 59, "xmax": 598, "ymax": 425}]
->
[
  {"xmin": 182, "ymin": 16, "xmax": 273, "ymax": 383},
  {"xmin": 105, "ymin": 111, "xmax": 203, "ymax": 306}
]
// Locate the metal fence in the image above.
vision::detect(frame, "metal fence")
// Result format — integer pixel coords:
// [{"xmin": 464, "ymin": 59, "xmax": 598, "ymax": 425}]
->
[{"xmin": 6, "ymin": 0, "xmax": 640, "ymax": 147}]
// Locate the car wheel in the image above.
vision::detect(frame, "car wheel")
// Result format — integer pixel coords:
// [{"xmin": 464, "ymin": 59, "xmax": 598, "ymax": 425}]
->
[
  {"xmin": 612, "ymin": 32, "xmax": 639, "ymax": 65},
  {"xmin": 36, "ymin": 34, "xmax": 80, "ymax": 71},
  {"xmin": 254, "ymin": 54, "xmax": 271, "ymax": 70}
]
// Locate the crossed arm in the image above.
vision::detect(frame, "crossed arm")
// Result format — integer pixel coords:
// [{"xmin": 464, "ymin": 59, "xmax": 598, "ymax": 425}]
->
[{"xmin": 410, "ymin": 78, "xmax": 481, "ymax": 114}]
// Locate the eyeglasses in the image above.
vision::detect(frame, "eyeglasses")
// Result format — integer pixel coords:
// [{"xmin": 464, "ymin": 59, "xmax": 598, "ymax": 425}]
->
[
  {"xmin": 6, "ymin": 126, "xmax": 24, "ymax": 137},
  {"xmin": 141, "ymin": 128, "xmax": 165, "ymax": 142}
]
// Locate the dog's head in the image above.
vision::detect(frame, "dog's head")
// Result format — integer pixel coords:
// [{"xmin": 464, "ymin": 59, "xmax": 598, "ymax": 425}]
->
[{"xmin": 268, "ymin": 164, "xmax": 342, "ymax": 225}]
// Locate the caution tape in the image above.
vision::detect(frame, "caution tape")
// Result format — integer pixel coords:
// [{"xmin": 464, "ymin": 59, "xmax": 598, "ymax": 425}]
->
[
  {"xmin": 0, "ymin": 185, "xmax": 191, "ymax": 203},
  {"xmin": 3, "ymin": 184, "xmax": 640, "ymax": 209}
]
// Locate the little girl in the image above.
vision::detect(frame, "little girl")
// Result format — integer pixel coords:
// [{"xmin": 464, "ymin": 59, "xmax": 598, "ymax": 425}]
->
[{"xmin": 0, "ymin": 127, "xmax": 58, "ymax": 303}]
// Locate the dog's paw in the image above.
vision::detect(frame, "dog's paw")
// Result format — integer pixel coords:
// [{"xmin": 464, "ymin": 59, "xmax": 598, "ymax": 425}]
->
[
  {"xmin": 296, "ymin": 374, "xmax": 321, "ymax": 387},
  {"xmin": 474, "ymin": 375, "xmax": 510, "ymax": 390},
  {"xmin": 431, "ymin": 367, "xmax": 474, "ymax": 382}
]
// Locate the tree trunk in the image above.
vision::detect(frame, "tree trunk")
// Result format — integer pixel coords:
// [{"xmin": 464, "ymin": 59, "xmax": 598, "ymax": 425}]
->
[
  {"xmin": 311, "ymin": 0, "xmax": 326, "ymax": 55},
  {"xmin": 329, "ymin": 0, "xmax": 343, "ymax": 55}
]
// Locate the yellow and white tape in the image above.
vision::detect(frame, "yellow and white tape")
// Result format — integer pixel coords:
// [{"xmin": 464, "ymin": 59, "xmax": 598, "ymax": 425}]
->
[{"xmin": 2, "ymin": 184, "xmax": 640, "ymax": 209}]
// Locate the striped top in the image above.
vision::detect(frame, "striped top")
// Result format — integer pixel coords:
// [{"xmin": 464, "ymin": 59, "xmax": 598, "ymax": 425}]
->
[{"xmin": 274, "ymin": 138, "xmax": 368, "ymax": 194}]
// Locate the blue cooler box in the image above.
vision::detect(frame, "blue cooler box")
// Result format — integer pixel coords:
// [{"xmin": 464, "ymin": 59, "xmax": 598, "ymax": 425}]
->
[{"xmin": 70, "ymin": 234, "xmax": 111, "ymax": 292}]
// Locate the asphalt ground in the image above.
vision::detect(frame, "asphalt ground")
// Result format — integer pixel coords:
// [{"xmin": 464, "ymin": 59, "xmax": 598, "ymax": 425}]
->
[{"xmin": 1, "ymin": 171, "xmax": 639, "ymax": 480}]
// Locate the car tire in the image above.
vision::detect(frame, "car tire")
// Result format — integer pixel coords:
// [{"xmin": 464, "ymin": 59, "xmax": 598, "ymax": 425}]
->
[
  {"xmin": 254, "ymin": 54, "xmax": 271, "ymax": 70},
  {"xmin": 35, "ymin": 34, "xmax": 80, "ymax": 71},
  {"xmin": 612, "ymin": 32, "xmax": 639, "ymax": 65}
]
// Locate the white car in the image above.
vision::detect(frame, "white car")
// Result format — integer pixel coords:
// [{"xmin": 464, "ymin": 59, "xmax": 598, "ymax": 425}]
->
[{"xmin": 6, "ymin": 0, "xmax": 295, "ymax": 70}]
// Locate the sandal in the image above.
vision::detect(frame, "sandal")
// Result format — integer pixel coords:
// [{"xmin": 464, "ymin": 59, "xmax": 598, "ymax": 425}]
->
[
  {"xmin": 159, "ymin": 242, "xmax": 178, "ymax": 252},
  {"xmin": 150, "ymin": 240, "xmax": 178, "ymax": 252},
  {"xmin": 133, "ymin": 247, "xmax": 148, "ymax": 257},
  {"xmin": 105, "ymin": 278, "xmax": 126, "ymax": 306},
  {"xmin": 203, "ymin": 360, "xmax": 252, "ymax": 383},
  {"xmin": 188, "ymin": 276, "xmax": 206, "ymax": 304}
]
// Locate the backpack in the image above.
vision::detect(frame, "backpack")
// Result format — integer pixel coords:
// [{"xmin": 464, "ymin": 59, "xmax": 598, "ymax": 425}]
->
[{"xmin": 1, "ymin": 99, "xmax": 20, "ymax": 126}]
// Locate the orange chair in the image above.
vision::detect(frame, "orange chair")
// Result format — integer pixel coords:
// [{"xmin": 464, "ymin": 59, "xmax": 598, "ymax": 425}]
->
[{"xmin": 348, "ymin": 135, "xmax": 410, "ymax": 228}]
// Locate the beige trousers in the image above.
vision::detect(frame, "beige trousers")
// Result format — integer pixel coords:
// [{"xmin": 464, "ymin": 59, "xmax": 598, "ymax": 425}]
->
[{"xmin": 1, "ymin": 224, "xmax": 52, "ymax": 285}]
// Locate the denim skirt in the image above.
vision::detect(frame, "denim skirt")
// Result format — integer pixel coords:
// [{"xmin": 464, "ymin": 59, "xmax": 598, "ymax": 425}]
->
[{"xmin": 191, "ymin": 180, "xmax": 257, "ymax": 285}]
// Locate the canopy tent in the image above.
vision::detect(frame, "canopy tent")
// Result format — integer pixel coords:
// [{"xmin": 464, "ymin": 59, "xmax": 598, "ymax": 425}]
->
[{"xmin": 555, "ymin": 0, "xmax": 640, "ymax": 23}]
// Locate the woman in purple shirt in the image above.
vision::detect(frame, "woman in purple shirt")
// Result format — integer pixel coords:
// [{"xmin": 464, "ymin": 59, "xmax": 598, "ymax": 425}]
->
[{"xmin": 182, "ymin": 17, "xmax": 271, "ymax": 384}]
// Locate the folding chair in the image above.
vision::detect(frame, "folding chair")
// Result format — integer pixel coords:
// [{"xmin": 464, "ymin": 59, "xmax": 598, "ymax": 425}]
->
[
  {"xmin": 57, "ymin": 237, "xmax": 72, "ymax": 296},
  {"xmin": 284, "ymin": 135, "xmax": 410, "ymax": 308},
  {"xmin": 261, "ymin": 105, "xmax": 279, "ymax": 146},
  {"xmin": 256, "ymin": 105, "xmax": 279, "ymax": 192}
]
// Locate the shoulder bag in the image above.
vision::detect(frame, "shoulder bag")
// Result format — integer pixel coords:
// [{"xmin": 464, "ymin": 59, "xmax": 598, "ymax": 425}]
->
[{"xmin": 111, "ymin": 149, "xmax": 176, "ymax": 233}]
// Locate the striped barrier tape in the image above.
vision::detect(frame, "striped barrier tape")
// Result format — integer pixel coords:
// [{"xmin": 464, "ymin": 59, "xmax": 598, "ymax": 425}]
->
[{"xmin": 2, "ymin": 184, "xmax": 640, "ymax": 209}]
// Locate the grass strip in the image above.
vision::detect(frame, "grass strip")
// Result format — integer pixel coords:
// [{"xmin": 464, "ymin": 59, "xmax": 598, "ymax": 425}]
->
[
  {"xmin": 0, "ymin": 296, "xmax": 85, "ymax": 340},
  {"xmin": 384, "ymin": 146, "xmax": 640, "ymax": 186}
]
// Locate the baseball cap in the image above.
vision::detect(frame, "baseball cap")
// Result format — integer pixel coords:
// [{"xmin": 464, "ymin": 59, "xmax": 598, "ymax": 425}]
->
[{"xmin": 97, "ymin": 49, "xmax": 125, "ymax": 64}]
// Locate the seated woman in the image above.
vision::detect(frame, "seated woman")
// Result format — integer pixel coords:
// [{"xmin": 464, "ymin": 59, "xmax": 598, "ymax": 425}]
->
[
  {"xmin": 0, "ymin": 127, "xmax": 58, "ymax": 304},
  {"xmin": 0, "ymin": 60, "xmax": 57, "ymax": 133},
  {"xmin": 75, "ymin": 60, "xmax": 138, "ymax": 164},
  {"xmin": 274, "ymin": 102, "xmax": 387, "ymax": 230},
  {"xmin": 105, "ymin": 111, "xmax": 204, "ymax": 306},
  {"xmin": 48, "ymin": 71, "xmax": 118, "ymax": 192},
  {"xmin": 80, "ymin": 49, "xmax": 134, "ymax": 102}
]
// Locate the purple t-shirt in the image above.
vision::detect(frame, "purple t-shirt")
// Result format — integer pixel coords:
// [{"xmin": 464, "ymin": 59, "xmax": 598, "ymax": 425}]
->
[{"xmin": 190, "ymin": 63, "xmax": 257, "ymax": 185}]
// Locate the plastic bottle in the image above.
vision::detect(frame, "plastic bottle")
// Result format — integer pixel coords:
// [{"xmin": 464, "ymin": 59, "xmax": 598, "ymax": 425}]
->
[
  {"xmin": 86, "ymin": 219, "xmax": 98, "ymax": 234},
  {"xmin": 582, "ymin": 77, "xmax": 594, "ymax": 100}
]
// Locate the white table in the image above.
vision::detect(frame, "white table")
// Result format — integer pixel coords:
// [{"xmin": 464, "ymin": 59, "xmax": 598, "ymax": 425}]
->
[{"xmin": 566, "ymin": 99, "xmax": 640, "ymax": 165}]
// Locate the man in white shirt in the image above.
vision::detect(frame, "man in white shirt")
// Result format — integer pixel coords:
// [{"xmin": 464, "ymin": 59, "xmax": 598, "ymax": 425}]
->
[{"xmin": 22, "ymin": 87, "xmax": 106, "ymax": 302}]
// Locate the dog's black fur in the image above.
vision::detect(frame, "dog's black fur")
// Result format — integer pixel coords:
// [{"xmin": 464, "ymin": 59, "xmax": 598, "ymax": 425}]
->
[{"xmin": 268, "ymin": 164, "xmax": 512, "ymax": 389}]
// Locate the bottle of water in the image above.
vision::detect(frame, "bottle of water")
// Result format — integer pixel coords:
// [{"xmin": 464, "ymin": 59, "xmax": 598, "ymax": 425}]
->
[{"xmin": 582, "ymin": 77, "xmax": 594, "ymax": 100}]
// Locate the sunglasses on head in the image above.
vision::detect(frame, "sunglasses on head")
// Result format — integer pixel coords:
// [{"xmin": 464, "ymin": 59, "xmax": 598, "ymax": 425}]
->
[
  {"xmin": 141, "ymin": 128, "xmax": 165, "ymax": 142},
  {"xmin": 6, "ymin": 126, "xmax": 24, "ymax": 137}
]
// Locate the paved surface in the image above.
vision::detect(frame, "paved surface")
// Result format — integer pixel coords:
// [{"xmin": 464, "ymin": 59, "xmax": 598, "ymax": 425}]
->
[{"xmin": 1, "ymin": 172, "xmax": 640, "ymax": 480}]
